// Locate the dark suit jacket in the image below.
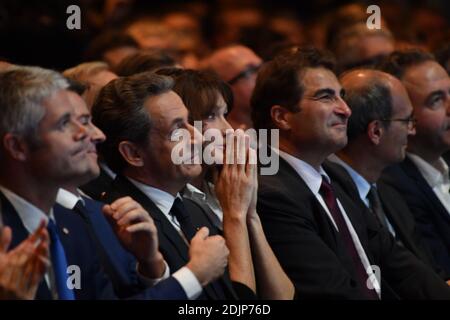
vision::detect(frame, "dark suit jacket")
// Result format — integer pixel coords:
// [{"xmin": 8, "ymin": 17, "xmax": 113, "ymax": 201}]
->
[
  {"xmin": 53, "ymin": 196, "xmax": 187, "ymax": 300},
  {"xmin": 323, "ymin": 160, "xmax": 447, "ymax": 280},
  {"xmin": 101, "ymin": 175, "xmax": 238, "ymax": 300},
  {"xmin": 257, "ymin": 157, "xmax": 450, "ymax": 299},
  {"xmin": 381, "ymin": 157, "xmax": 450, "ymax": 275}
]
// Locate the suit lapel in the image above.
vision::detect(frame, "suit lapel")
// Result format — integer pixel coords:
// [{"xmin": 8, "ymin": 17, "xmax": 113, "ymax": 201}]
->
[
  {"xmin": 113, "ymin": 176, "xmax": 190, "ymax": 263},
  {"xmin": 402, "ymin": 157, "xmax": 450, "ymax": 223}
]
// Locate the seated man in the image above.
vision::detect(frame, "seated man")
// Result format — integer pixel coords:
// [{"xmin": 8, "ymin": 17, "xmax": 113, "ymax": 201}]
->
[
  {"xmin": 326, "ymin": 68, "xmax": 447, "ymax": 279},
  {"xmin": 92, "ymin": 72, "xmax": 252, "ymax": 300},
  {"xmin": 251, "ymin": 47, "xmax": 450, "ymax": 299},
  {"xmin": 379, "ymin": 50, "xmax": 450, "ymax": 275}
]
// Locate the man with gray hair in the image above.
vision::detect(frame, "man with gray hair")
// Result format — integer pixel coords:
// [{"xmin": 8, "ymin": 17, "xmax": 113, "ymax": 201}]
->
[{"xmin": 201, "ymin": 45, "xmax": 262, "ymax": 130}]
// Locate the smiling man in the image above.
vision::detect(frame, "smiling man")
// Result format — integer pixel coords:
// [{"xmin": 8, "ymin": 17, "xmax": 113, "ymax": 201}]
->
[{"xmin": 252, "ymin": 47, "xmax": 450, "ymax": 299}]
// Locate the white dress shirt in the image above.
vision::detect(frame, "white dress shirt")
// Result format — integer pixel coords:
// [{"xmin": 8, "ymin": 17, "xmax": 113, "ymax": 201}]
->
[
  {"xmin": 0, "ymin": 185, "xmax": 57, "ymax": 298},
  {"xmin": 328, "ymin": 154, "xmax": 397, "ymax": 237},
  {"xmin": 408, "ymin": 153, "xmax": 450, "ymax": 217},
  {"xmin": 276, "ymin": 149, "xmax": 381, "ymax": 296},
  {"xmin": 126, "ymin": 178, "xmax": 203, "ymax": 300}
]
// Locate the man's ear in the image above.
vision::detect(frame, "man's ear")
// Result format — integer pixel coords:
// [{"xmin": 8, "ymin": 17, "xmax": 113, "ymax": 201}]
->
[
  {"xmin": 367, "ymin": 120, "xmax": 384, "ymax": 145},
  {"xmin": 118, "ymin": 141, "xmax": 145, "ymax": 168},
  {"xmin": 2, "ymin": 133, "xmax": 29, "ymax": 161},
  {"xmin": 270, "ymin": 105, "xmax": 292, "ymax": 130}
]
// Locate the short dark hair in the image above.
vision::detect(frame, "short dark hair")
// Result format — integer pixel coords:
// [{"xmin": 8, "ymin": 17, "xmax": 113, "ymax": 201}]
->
[
  {"xmin": 91, "ymin": 72, "xmax": 174, "ymax": 174},
  {"xmin": 158, "ymin": 69, "xmax": 233, "ymax": 123},
  {"xmin": 251, "ymin": 46, "xmax": 336, "ymax": 130},
  {"xmin": 377, "ymin": 49, "xmax": 435, "ymax": 79},
  {"xmin": 345, "ymin": 81, "xmax": 393, "ymax": 141},
  {"xmin": 115, "ymin": 50, "xmax": 177, "ymax": 77}
]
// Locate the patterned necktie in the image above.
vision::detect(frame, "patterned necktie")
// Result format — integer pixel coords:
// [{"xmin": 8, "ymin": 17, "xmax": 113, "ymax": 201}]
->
[
  {"xmin": 170, "ymin": 198, "xmax": 197, "ymax": 242},
  {"xmin": 47, "ymin": 219, "xmax": 75, "ymax": 300},
  {"xmin": 319, "ymin": 176, "xmax": 379, "ymax": 300}
]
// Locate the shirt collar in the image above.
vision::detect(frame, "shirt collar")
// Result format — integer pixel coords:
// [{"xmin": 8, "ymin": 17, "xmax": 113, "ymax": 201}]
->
[
  {"xmin": 407, "ymin": 153, "xmax": 450, "ymax": 188},
  {"xmin": 183, "ymin": 183, "xmax": 206, "ymax": 201},
  {"xmin": 127, "ymin": 177, "xmax": 178, "ymax": 216},
  {"xmin": 100, "ymin": 162, "xmax": 117, "ymax": 179},
  {"xmin": 276, "ymin": 148, "xmax": 330, "ymax": 195},
  {"xmin": 0, "ymin": 185, "xmax": 53, "ymax": 234},
  {"xmin": 56, "ymin": 188, "xmax": 85, "ymax": 210},
  {"xmin": 328, "ymin": 154, "xmax": 372, "ymax": 202}
]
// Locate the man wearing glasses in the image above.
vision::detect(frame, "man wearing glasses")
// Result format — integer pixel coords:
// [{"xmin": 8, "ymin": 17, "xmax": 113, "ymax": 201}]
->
[
  {"xmin": 326, "ymin": 69, "xmax": 448, "ymax": 280},
  {"xmin": 380, "ymin": 49, "xmax": 450, "ymax": 277},
  {"xmin": 201, "ymin": 45, "xmax": 262, "ymax": 130}
]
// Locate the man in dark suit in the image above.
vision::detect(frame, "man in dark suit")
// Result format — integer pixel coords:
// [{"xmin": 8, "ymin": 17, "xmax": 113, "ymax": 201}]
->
[
  {"xmin": 250, "ymin": 47, "xmax": 450, "ymax": 299},
  {"xmin": 91, "ymin": 72, "xmax": 238, "ymax": 300},
  {"xmin": 379, "ymin": 50, "xmax": 450, "ymax": 275},
  {"xmin": 326, "ymin": 68, "xmax": 447, "ymax": 279},
  {"xmin": 54, "ymin": 87, "xmax": 229, "ymax": 299}
]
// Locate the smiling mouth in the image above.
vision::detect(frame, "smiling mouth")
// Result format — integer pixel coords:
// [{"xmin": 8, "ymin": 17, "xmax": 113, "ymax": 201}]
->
[{"xmin": 331, "ymin": 123, "xmax": 347, "ymax": 128}]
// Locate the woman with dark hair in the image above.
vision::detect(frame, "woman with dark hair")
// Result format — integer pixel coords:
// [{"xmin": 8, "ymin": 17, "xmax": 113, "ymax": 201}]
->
[{"xmin": 157, "ymin": 68, "xmax": 295, "ymax": 299}]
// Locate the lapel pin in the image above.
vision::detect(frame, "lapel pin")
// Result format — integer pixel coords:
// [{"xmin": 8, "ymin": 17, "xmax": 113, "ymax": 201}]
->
[{"xmin": 62, "ymin": 227, "xmax": 69, "ymax": 235}]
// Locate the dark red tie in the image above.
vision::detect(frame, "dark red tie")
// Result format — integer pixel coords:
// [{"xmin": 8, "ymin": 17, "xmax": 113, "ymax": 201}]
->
[{"xmin": 319, "ymin": 176, "xmax": 379, "ymax": 300}]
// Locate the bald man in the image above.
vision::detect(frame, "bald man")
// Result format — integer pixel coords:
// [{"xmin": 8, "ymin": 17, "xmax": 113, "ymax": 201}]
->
[
  {"xmin": 201, "ymin": 45, "xmax": 261, "ymax": 130},
  {"xmin": 325, "ymin": 69, "xmax": 448, "ymax": 280}
]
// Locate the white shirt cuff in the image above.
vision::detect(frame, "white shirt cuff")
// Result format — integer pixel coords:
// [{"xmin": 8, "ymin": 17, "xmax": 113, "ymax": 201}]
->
[
  {"xmin": 136, "ymin": 260, "xmax": 170, "ymax": 287},
  {"xmin": 172, "ymin": 266, "xmax": 203, "ymax": 300}
]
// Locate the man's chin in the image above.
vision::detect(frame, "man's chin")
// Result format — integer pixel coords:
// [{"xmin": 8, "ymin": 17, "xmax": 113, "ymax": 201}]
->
[{"xmin": 182, "ymin": 163, "xmax": 203, "ymax": 179}]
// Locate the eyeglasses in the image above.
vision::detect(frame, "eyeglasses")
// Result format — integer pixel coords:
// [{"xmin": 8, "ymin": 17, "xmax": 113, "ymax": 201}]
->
[
  {"xmin": 380, "ymin": 115, "xmax": 417, "ymax": 130},
  {"xmin": 227, "ymin": 64, "xmax": 261, "ymax": 85}
]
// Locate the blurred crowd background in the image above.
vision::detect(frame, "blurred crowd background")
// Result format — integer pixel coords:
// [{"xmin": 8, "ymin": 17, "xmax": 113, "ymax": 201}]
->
[{"xmin": 0, "ymin": 0, "xmax": 448, "ymax": 72}]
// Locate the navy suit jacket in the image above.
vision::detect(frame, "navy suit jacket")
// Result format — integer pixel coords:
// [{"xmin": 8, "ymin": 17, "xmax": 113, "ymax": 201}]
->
[
  {"xmin": 0, "ymin": 190, "xmax": 186, "ymax": 300},
  {"xmin": 53, "ymin": 196, "xmax": 187, "ymax": 300},
  {"xmin": 382, "ymin": 157, "xmax": 450, "ymax": 275}
]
